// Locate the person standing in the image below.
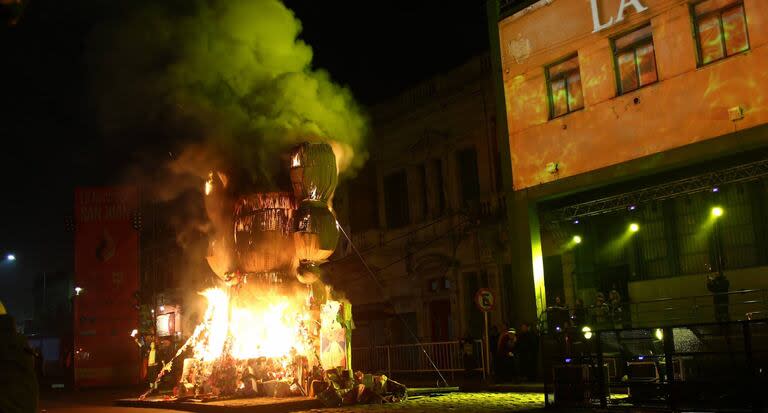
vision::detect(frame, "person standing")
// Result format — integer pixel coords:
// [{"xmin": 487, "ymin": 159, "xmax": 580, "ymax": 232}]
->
[
  {"xmin": 147, "ymin": 341, "xmax": 158, "ymax": 388},
  {"xmin": 488, "ymin": 326, "xmax": 499, "ymax": 376},
  {"xmin": 0, "ymin": 300, "xmax": 38, "ymax": 413},
  {"xmin": 608, "ymin": 286, "xmax": 623, "ymax": 326},
  {"xmin": 571, "ymin": 299, "xmax": 586, "ymax": 327},
  {"xmin": 593, "ymin": 293, "xmax": 610, "ymax": 327},
  {"xmin": 495, "ymin": 326, "xmax": 517, "ymax": 382},
  {"xmin": 707, "ymin": 273, "xmax": 730, "ymax": 322},
  {"xmin": 515, "ymin": 323, "xmax": 538, "ymax": 382}
]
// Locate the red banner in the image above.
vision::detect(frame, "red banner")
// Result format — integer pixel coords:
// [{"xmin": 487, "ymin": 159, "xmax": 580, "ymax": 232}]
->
[{"xmin": 74, "ymin": 186, "xmax": 140, "ymax": 387}]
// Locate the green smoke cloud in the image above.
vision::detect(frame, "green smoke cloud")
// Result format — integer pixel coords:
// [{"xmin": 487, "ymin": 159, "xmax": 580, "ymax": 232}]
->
[{"xmin": 90, "ymin": 0, "xmax": 368, "ymax": 185}]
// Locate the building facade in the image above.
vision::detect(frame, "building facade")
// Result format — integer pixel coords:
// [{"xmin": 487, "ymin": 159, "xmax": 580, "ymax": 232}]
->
[
  {"xmin": 494, "ymin": 0, "xmax": 768, "ymax": 327},
  {"xmin": 331, "ymin": 55, "xmax": 515, "ymax": 346}
]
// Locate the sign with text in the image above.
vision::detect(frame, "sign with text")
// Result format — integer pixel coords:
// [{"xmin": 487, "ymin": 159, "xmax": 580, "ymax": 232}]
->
[
  {"xmin": 74, "ymin": 186, "xmax": 140, "ymax": 387},
  {"xmin": 590, "ymin": 0, "xmax": 648, "ymax": 33}
]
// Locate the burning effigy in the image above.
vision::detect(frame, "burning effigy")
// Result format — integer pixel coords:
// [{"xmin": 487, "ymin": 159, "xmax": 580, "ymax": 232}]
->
[{"xmin": 139, "ymin": 142, "xmax": 392, "ymax": 403}]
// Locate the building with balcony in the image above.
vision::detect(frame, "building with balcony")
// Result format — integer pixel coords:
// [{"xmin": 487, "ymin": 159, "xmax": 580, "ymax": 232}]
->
[
  {"xmin": 330, "ymin": 55, "xmax": 515, "ymax": 346},
  {"xmin": 493, "ymin": 0, "xmax": 768, "ymax": 328}
]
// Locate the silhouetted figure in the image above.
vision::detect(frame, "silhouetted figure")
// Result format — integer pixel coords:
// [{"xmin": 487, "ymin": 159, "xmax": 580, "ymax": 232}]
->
[
  {"xmin": 0, "ymin": 302, "xmax": 38, "ymax": 413},
  {"xmin": 593, "ymin": 293, "xmax": 610, "ymax": 327},
  {"xmin": 571, "ymin": 299, "xmax": 586, "ymax": 327},
  {"xmin": 707, "ymin": 273, "xmax": 730, "ymax": 322},
  {"xmin": 609, "ymin": 286, "xmax": 623, "ymax": 325},
  {"xmin": 548, "ymin": 296, "xmax": 569, "ymax": 333},
  {"xmin": 515, "ymin": 323, "xmax": 538, "ymax": 382},
  {"xmin": 488, "ymin": 326, "xmax": 499, "ymax": 376},
  {"xmin": 496, "ymin": 327, "xmax": 517, "ymax": 382}
]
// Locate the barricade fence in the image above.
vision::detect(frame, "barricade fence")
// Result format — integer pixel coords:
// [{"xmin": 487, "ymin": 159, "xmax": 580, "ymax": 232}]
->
[
  {"xmin": 351, "ymin": 339, "xmax": 486, "ymax": 380},
  {"xmin": 543, "ymin": 318, "xmax": 768, "ymax": 412},
  {"xmin": 543, "ymin": 289, "xmax": 768, "ymax": 333}
]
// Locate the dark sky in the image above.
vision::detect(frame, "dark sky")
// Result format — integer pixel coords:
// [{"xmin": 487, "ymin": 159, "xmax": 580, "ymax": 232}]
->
[{"xmin": 0, "ymin": 0, "xmax": 489, "ymax": 320}]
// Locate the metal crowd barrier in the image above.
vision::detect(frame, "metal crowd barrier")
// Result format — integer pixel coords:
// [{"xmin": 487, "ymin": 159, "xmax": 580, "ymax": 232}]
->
[
  {"xmin": 542, "ymin": 289, "xmax": 768, "ymax": 333},
  {"xmin": 543, "ymin": 318, "xmax": 768, "ymax": 412},
  {"xmin": 351, "ymin": 339, "xmax": 486, "ymax": 379}
]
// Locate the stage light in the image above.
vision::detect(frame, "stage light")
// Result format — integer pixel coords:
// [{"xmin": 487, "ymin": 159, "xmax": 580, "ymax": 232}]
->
[
  {"xmin": 629, "ymin": 223, "xmax": 640, "ymax": 233},
  {"xmin": 6, "ymin": 254, "xmax": 15, "ymax": 262},
  {"xmin": 582, "ymin": 326, "xmax": 593, "ymax": 340},
  {"xmin": 711, "ymin": 206, "xmax": 724, "ymax": 218},
  {"xmin": 573, "ymin": 235, "xmax": 582, "ymax": 244},
  {"xmin": 628, "ymin": 205, "xmax": 636, "ymax": 211},
  {"xmin": 74, "ymin": 287, "xmax": 82, "ymax": 295},
  {"xmin": 712, "ymin": 187, "xmax": 719, "ymax": 193},
  {"xmin": 655, "ymin": 328, "xmax": 664, "ymax": 341}
]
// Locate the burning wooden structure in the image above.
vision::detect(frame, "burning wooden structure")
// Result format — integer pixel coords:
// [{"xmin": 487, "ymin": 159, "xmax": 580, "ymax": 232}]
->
[{"xmin": 146, "ymin": 142, "xmax": 353, "ymax": 400}]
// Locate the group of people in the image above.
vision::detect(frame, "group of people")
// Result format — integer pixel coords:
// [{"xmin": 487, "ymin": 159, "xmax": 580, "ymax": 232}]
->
[
  {"xmin": 548, "ymin": 287, "xmax": 625, "ymax": 331},
  {"xmin": 490, "ymin": 323, "xmax": 538, "ymax": 383}
]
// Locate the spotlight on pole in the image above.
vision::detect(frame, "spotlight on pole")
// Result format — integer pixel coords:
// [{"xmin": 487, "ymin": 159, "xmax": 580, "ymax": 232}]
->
[
  {"xmin": 573, "ymin": 235, "xmax": 582, "ymax": 244},
  {"xmin": 629, "ymin": 223, "xmax": 640, "ymax": 233},
  {"xmin": 711, "ymin": 206, "xmax": 724, "ymax": 218}
]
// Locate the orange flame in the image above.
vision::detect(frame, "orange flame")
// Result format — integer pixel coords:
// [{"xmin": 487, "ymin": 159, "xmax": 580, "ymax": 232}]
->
[
  {"xmin": 205, "ymin": 172, "xmax": 214, "ymax": 196},
  {"xmin": 189, "ymin": 287, "xmax": 322, "ymax": 364}
]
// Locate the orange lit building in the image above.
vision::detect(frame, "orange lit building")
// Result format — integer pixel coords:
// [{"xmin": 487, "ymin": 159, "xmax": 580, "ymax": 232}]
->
[{"xmin": 492, "ymin": 0, "xmax": 768, "ymax": 327}]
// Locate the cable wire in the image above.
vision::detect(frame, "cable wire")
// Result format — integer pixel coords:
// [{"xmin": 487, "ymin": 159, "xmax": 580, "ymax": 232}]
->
[{"xmin": 336, "ymin": 220, "xmax": 450, "ymax": 387}]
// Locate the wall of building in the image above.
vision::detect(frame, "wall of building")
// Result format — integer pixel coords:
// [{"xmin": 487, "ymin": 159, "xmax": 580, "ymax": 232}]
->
[
  {"xmin": 334, "ymin": 55, "xmax": 516, "ymax": 344},
  {"xmin": 499, "ymin": 0, "xmax": 768, "ymax": 190}
]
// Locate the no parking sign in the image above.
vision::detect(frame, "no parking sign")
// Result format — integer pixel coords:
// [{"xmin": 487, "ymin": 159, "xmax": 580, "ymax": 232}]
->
[{"xmin": 474, "ymin": 288, "xmax": 495, "ymax": 312}]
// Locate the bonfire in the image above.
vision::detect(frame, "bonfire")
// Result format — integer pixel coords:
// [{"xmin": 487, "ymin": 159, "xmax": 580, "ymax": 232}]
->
[{"xmin": 141, "ymin": 142, "xmax": 352, "ymax": 400}]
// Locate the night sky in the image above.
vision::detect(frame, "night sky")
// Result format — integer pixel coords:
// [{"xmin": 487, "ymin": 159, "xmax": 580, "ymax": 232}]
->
[{"xmin": 0, "ymin": 0, "xmax": 489, "ymax": 321}]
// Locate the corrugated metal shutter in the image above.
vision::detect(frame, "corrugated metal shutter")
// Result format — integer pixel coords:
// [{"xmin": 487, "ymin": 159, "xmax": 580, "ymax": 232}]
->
[
  {"xmin": 720, "ymin": 184, "xmax": 758, "ymax": 269},
  {"xmin": 638, "ymin": 202, "xmax": 671, "ymax": 278},
  {"xmin": 674, "ymin": 194, "xmax": 710, "ymax": 275}
]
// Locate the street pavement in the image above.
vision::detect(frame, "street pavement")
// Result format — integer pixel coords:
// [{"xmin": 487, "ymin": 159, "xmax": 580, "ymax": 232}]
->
[
  {"xmin": 40, "ymin": 389, "xmax": 547, "ymax": 413},
  {"xmin": 295, "ymin": 392, "xmax": 546, "ymax": 412}
]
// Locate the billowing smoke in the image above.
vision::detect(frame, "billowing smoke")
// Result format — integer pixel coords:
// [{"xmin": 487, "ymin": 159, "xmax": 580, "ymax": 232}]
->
[
  {"xmin": 89, "ymin": 0, "xmax": 368, "ymax": 187},
  {"xmin": 88, "ymin": 0, "xmax": 368, "ymax": 291}
]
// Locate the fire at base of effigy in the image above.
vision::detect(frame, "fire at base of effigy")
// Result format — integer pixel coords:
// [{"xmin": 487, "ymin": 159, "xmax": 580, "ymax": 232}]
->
[
  {"xmin": 140, "ymin": 142, "xmax": 406, "ymax": 406},
  {"xmin": 166, "ymin": 283, "xmax": 350, "ymax": 400}
]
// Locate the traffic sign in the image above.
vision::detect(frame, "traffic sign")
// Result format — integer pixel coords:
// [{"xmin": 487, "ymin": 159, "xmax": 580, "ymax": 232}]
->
[{"xmin": 474, "ymin": 288, "xmax": 495, "ymax": 312}]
